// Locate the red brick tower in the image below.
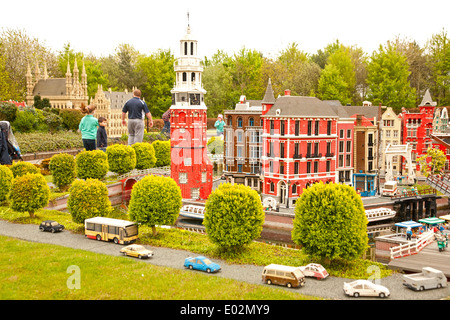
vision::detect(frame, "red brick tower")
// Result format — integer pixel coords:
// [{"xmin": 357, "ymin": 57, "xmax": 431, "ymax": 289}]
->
[{"xmin": 170, "ymin": 23, "xmax": 212, "ymax": 200}]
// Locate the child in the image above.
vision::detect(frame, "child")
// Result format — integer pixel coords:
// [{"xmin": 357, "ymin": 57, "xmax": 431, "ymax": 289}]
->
[
  {"xmin": 214, "ymin": 114, "xmax": 225, "ymax": 137},
  {"xmin": 97, "ymin": 117, "xmax": 108, "ymax": 152},
  {"xmin": 78, "ymin": 103, "xmax": 98, "ymax": 151}
]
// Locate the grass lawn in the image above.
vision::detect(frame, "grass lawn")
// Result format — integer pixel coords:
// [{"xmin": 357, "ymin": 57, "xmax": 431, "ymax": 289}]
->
[
  {"xmin": 0, "ymin": 236, "xmax": 321, "ymax": 300},
  {"xmin": 0, "ymin": 205, "xmax": 393, "ymax": 280}
]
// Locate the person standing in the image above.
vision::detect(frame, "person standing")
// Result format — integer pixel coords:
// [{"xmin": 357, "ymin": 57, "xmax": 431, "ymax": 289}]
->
[
  {"xmin": 122, "ymin": 89, "xmax": 153, "ymax": 145},
  {"xmin": 78, "ymin": 103, "xmax": 98, "ymax": 151},
  {"xmin": 161, "ymin": 109, "xmax": 171, "ymax": 136},
  {"xmin": 96, "ymin": 117, "xmax": 108, "ymax": 152},
  {"xmin": 214, "ymin": 114, "xmax": 225, "ymax": 137}
]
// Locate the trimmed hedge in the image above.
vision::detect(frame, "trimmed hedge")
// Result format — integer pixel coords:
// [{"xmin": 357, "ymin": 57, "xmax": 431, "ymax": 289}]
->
[
  {"xmin": 67, "ymin": 179, "xmax": 112, "ymax": 224},
  {"xmin": 152, "ymin": 140, "xmax": 171, "ymax": 167},
  {"xmin": 9, "ymin": 173, "xmax": 50, "ymax": 218},
  {"xmin": 0, "ymin": 165, "xmax": 13, "ymax": 202},
  {"xmin": 49, "ymin": 153, "xmax": 76, "ymax": 191},
  {"xmin": 106, "ymin": 144, "xmax": 136, "ymax": 175},
  {"xmin": 10, "ymin": 161, "xmax": 40, "ymax": 178},
  {"xmin": 132, "ymin": 142, "xmax": 156, "ymax": 170},
  {"xmin": 75, "ymin": 150, "xmax": 109, "ymax": 180}
]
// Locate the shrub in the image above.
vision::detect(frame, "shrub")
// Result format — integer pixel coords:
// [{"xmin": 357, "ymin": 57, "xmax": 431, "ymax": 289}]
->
[
  {"xmin": 0, "ymin": 165, "xmax": 13, "ymax": 202},
  {"xmin": 60, "ymin": 109, "xmax": 83, "ymax": 131},
  {"xmin": 207, "ymin": 136, "xmax": 224, "ymax": 154},
  {"xmin": 128, "ymin": 175, "xmax": 182, "ymax": 236},
  {"xmin": 15, "ymin": 131, "xmax": 84, "ymax": 154},
  {"xmin": 49, "ymin": 153, "xmax": 76, "ymax": 191},
  {"xmin": 152, "ymin": 140, "xmax": 171, "ymax": 167},
  {"xmin": 106, "ymin": 144, "xmax": 136, "ymax": 175},
  {"xmin": 43, "ymin": 111, "xmax": 63, "ymax": 134},
  {"xmin": 67, "ymin": 179, "xmax": 112, "ymax": 224},
  {"xmin": 204, "ymin": 183, "xmax": 264, "ymax": 250},
  {"xmin": 12, "ymin": 110, "xmax": 35, "ymax": 133},
  {"xmin": 9, "ymin": 173, "xmax": 50, "ymax": 218},
  {"xmin": 0, "ymin": 102, "xmax": 18, "ymax": 122},
  {"xmin": 132, "ymin": 142, "xmax": 156, "ymax": 170},
  {"xmin": 10, "ymin": 161, "xmax": 40, "ymax": 178},
  {"xmin": 291, "ymin": 182, "xmax": 368, "ymax": 262},
  {"xmin": 75, "ymin": 150, "xmax": 109, "ymax": 180}
]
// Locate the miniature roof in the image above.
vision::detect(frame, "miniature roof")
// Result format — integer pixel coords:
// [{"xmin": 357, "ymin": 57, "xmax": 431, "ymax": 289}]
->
[
  {"xmin": 395, "ymin": 220, "xmax": 423, "ymax": 228},
  {"xmin": 262, "ymin": 78, "xmax": 276, "ymax": 105},
  {"xmin": 418, "ymin": 217, "xmax": 445, "ymax": 225},
  {"xmin": 33, "ymin": 79, "xmax": 67, "ymax": 96},
  {"xmin": 420, "ymin": 89, "xmax": 437, "ymax": 107},
  {"xmin": 104, "ymin": 91, "xmax": 133, "ymax": 109},
  {"xmin": 264, "ymin": 96, "xmax": 338, "ymax": 118},
  {"xmin": 439, "ymin": 214, "xmax": 450, "ymax": 221}
]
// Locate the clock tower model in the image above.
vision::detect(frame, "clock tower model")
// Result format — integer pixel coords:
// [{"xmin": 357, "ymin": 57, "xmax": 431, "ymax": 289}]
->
[{"xmin": 170, "ymin": 24, "xmax": 213, "ymax": 200}]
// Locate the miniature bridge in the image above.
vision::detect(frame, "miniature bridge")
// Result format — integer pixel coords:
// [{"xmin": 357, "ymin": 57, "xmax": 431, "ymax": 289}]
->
[{"xmin": 425, "ymin": 174, "xmax": 450, "ymax": 198}]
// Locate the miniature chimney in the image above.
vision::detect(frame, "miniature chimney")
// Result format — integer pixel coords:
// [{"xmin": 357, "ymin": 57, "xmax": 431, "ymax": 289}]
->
[{"xmin": 284, "ymin": 89, "xmax": 291, "ymax": 96}]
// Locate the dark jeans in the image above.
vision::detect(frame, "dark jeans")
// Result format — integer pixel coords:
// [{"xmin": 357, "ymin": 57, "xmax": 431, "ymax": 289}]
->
[
  {"xmin": 82, "ymin": 139, "xmax": 96, "ymax": 151},
  {"xmin": 161, "ymin": 121, "xmax": 170, "ymax": 135}
]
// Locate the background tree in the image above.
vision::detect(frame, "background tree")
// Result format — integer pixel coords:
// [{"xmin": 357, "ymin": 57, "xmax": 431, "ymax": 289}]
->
[
  {"xmin": 204, "ymin": 183, "xmax": 264, "ymax": 251},
  {"xmin": 0, "ymin": 51, "xmax": 19, "ymax": 101},
  {"xmin": 136, "ymin": 49, "xmax": 175, "ymax": 118},
  {"xmin": 366, "ymin": 42, "xmax": 416, "ymax": 111},
  {"xmin": 417, "ymin": 147, "xmax": 446, "ymax": 177},
  {"xmin": 128, "ymin": 175, "xmax": 182, "ymax": 236},
  {"xmin": 426, "ymin": 29, "xmax": 450, "ymax": 106},
  {"xmin": 292, "ymin": 182, "xmax": 368, "ymax": 262},
  {"xmin": 0, "ymin": 28, "xmax": 59, "ymax": 99}
]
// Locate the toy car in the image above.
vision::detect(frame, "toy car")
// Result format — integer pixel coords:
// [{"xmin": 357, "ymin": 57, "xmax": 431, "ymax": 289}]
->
[
  {"xmin": 120, "ymin": 244, "xmax": 153, "ymax": 259},
  {"xmin": 39, "ymin": 220, "xmax": 64, "ymax": 233},
  {"xmin": 343, "ymin": 280, "xmax": 390, "ymax": 298},
  {"xmin": 184, "ymin": 256, "xmax": 221, "ymax": 273},
  {"xmin": 298, "ymin": 263, "xmax": 329, "ymax": 280}
]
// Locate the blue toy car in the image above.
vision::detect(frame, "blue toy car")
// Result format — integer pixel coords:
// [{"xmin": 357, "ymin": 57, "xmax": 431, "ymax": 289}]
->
[{"xmin": 184, "ymin": 256, "xmax": 221, "ymax": 273}]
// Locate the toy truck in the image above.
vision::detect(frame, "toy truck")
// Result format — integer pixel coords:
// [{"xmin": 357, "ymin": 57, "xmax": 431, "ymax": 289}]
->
[
  {"xmin": 382, "ymin": 181, "xmax": 398, "ymax": 197},
  {"xmin": 402, "ymin": 267, "xmax": 447, "ymax": 291}
]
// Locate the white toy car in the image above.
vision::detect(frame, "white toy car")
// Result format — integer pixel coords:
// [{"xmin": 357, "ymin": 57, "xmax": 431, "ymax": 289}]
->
[
  {"xmin": 298, "ymin": 263, "xmax": 329, "ymax": 280},
  {"xmin": 343, "ymin": 280, "xmax": 390, "ymax": 298}
]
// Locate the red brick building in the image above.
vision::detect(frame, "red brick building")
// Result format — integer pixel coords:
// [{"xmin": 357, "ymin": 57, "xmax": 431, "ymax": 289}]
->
[
  {"xmin": 260, "ymin": 80, "xmax": 339, "ymax": 208},
  {"xmin": 169, "ymin": 24, "xmax": 212, "ymax": 200}
]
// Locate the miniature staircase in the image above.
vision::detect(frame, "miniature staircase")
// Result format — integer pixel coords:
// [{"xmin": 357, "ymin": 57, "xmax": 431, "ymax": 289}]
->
[{"xmin": 425, "ymin": 174, "xmax": 450, "ymax": 197}]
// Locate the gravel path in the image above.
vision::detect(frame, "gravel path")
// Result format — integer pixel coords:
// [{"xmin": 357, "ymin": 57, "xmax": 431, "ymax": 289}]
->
[{"xmin": 0, "ymin": 220, "xmax": 448, "ymax": 300}]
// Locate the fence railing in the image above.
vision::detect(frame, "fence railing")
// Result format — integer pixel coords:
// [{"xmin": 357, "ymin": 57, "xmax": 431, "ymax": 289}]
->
[{"xmin": 390, "ymin": 230, "xmax": 435, "ymax": 259}]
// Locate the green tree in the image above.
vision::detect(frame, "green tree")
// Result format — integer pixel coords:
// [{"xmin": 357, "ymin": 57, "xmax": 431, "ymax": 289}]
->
[
  {"xmin": 426, "ymin": 29, "xmax": 450, "ymax": 106},
  {"xmin": 128, "ymin": 175, "xmax": 182, "ymax": 236},
  {"xmin": 366, "ymin": 43, "xmax": 416, "ymax": 111},
  {"xmin": 0, "ymin": 51, "xmax": 18, "ymax": 101},
  {"xmin": 9, "ymin": 173, "xmax": 50, "ymax": 218},
  {"xmin": 68, "ymin": 179, "xmax": 112, "ymax": 224},
  {"xmin": 204, "ymin": 183, "xmax": 264, "ymax": 250},
  {"xmin": 318, "ymin": 64, "xmax": 351, "ymax": 105},
  {"xmin": 136, "ymin": 49, "xmax": 175, "ymax": 118},
  {"xmin": 292, "ymin": 182, "xmax": 368, "ymax": 262},
  {"xmin": 417, "ymin": 147, "xmax": 446, "ymax": 177}
]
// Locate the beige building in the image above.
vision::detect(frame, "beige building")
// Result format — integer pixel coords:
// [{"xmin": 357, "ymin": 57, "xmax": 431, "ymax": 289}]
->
[
  {"xmin": 380, "ymin": 107, "xmax": 402, "ymax": 177},
  {"xmin": 91, "ymin": 85, "xmax": 134, "ymax": 138},
  {"xmin": 26, "ymin": 60, "xmax": 88, "ymax": 109}
]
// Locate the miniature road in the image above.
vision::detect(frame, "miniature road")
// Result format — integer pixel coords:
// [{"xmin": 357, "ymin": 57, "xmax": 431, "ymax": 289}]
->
[{"xmin": 0, "ymin": 220, "xmax": 448, "ymax": 300}]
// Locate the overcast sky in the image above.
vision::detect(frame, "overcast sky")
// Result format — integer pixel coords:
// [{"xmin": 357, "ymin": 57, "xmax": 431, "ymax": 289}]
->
[{"xmin": 1, "ymin": 0, "xmax": 449, "ymax": 59}]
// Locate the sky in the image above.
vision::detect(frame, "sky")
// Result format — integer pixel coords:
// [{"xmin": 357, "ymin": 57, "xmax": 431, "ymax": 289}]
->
[{"xmin": 1, "ymin": 0, "xmax": 449, "ymax": 59}]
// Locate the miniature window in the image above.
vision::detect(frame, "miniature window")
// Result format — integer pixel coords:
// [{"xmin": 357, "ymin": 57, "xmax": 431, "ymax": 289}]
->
[
  {"xmin": 237, "ymin": 117, "xmax": 243, "ymax": 128},
  {"xmin": 249, "ymin": 117, "xmax": 254, "ymax": 126},
  {"xmin": 201, "ymin": 172, "xmax": 207, "ymax": 182},
  {"xmin": 191, "ymin": 188, "xmax": 200, "ymax": 199},
  {"xmin": 179, "ymin": 173, "xmax": 187, "ymax": 184}
]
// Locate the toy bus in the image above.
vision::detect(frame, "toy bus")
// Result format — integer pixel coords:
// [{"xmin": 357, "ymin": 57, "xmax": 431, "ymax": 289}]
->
[{"xmin": 84, "ymin": 217, "xmax": 138, "ymax": 244}]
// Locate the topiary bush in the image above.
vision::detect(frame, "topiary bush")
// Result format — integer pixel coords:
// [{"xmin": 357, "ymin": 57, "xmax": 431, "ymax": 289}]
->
[
  {"xmin": 75, "ymin": 150, "xmax": 109, "ymax": 180},
  {"xmin": 106, "ymin": 144, "xmax": 136, "ymax": 175},
  {"xmin": 9, "ymin": 173, "xmax": 50, "ymax": 218},
  {"xmin": 67, "ymin": 178, "xmax": 112, "ymax": 224},
  {"xmin": 152, "ymin": 140, "xmax": 171, "ymax": 167},
  {"xmin": 11, "ymin": 110, "xmax": 36, "ymax": 133},
  {"xmin": 291, "ymin": 182, "xmax": 368, "ymax": 262},
  {"xmin": 10, "ymin": 161, "xmax": 40, "ymax": 178},
  {"xmin": 59, "ymin": 109, "xmax": 83, "ymax": 131},
  {"xmin": 132, "ymin": 142, "xmax": 156, "ymax": 170},
  {"xmin": 128, "ymin": 175, "xmax": 182, "ymax": 236},
  {"xmin": 49, "ymin": 153, "xmax": 76, "ymax": 191},
  {"xmin": 0, "ymin": 165, "xmax": 13, "ymax": 202},
  {"xmin": 204, "ymin": 183, "xmax": 264, "ymax": 250}
]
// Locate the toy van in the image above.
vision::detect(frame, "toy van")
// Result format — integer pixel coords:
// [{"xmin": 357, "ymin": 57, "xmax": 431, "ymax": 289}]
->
[
  {"xmin": 262, "ymin": 264, "xmax": 305, "ymax": 288},
  {"xmin": 382, "ymin": 181, "xmax": 398, "ymax": 196}
]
